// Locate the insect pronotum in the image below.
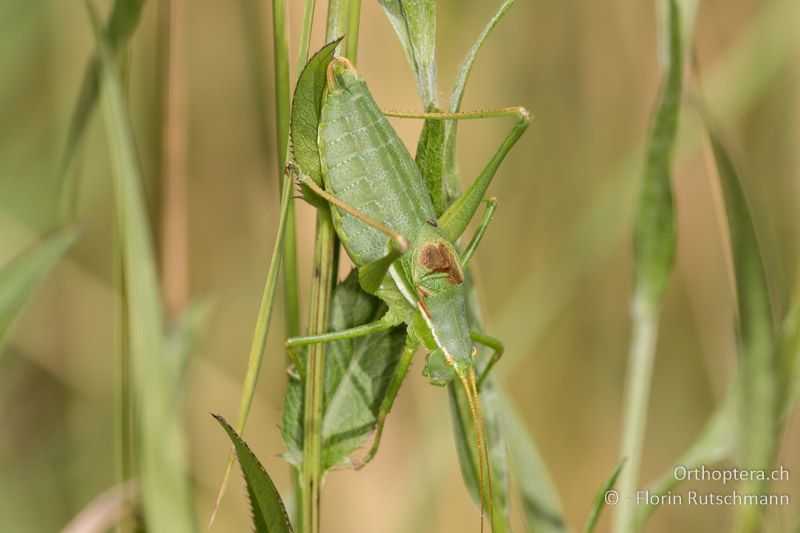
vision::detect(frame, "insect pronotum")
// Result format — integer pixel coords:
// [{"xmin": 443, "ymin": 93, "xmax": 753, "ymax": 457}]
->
[{"xmin": 287, "ymin": 54, "xmax": 530, "ymax": 531}]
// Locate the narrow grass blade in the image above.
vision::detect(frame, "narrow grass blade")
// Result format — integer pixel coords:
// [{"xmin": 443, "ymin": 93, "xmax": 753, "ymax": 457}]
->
[
  {"xmin": 698, "ymin": 106, "xmax": 778, "ymax": 531},
  {"xmin": 377, "ymin": 0, "xmax": 437, "ymax": 107},
  {"xmin": 56, "ymin": 0, "xmax": 146, "ymax": 223},
  {"xmin": 500, "ymin": 392, "xmax": 568, "ymax": 533},
  {"xmin": 584, "ymin": 461, "xmax": 625, "ymax": 533},
  {"xmin": 615, "ymin": 2, "xmax": 683, "ymax": 531},
  {"xmin": 635, "ymin": 384, "xmax": 736, "ymax": 528},
  {"xmin": 213, "ymin": 415, "xmax": 294, "ymax": 533},
  {"xmin": 86, "ymin": 3, "xmax": 195, "ymax": 531},
  {"xmin": 61, "ymin": 481, "xmax": 138, "ymax": 533},
  {"xmin": 209, "ymin": 169, "xmax": 293, "ymax": 524},
  {"xmin": 442, "ymin": 0, "xmax": 515, "ymax": 195},
  {"xmin": 449, "ymin": 374, "xmax": 512, "ymax": 532},
  {"xmin": 0, "ymin": 227, "xmax": 76, "ymax": 349},
  {"xmin": 781, "ymin": 275, "xmax": 800, "ymax": 416}
]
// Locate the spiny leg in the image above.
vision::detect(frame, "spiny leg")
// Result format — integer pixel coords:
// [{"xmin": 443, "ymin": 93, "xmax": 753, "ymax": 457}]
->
[
  {"xmin": 460, "ymin": 197, "xmax": 497, "ymax": 268},
  {"xmin": 298, "ymin": 175, "xmax": 409, "ymax": 252},
  {"xmin": 384, "ymin": 107, "xmax": 530, "ymax": 242},
  {"xmin": 355, "ymin": 336, "xmax": 419, "ymax": 469},
  {"xmin": 286, "ymin": 318, "xmax": 397, "ymax": 381},
  {"xmin": 470, "ymin": 331, "xmax": 504, "ymax": 389}
]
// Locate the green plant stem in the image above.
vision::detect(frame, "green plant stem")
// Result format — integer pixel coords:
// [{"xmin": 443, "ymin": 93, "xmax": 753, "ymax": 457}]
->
[
  {"xmin": 615, "ymin": 299, "xmax": 659, "ymax": 533},
  {"xmin": 300, "ymin": 6, "xmax": 351, "ymax": 533},
  {"xmin": 300, "ymin": 210, "xmax": 336, "ymax": 533},
  {"xmin": 346, "ymin": 0, "xmax": 361, "ymax": 59}
]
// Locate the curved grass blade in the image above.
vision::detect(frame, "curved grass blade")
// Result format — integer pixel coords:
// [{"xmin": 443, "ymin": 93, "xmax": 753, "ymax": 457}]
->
[
  {"xmin": 377, "ymin": 0, "xmax": 437, "ymax": 107},
  {"xmin": 289, "ymin": 38, "xmax": 342, "ymax": 186},
  {"xmin": 86, "ymin": 3, "xmax": 195, "ymax": 530},
  {"xmin": 615, "ymin": 2, "xmax": 683, "ymax": 531},
  {"xmin": 584, "ymin": 460, "xmax": 625, "ymax": 533},
  {"xmin": 442, "ymin": 0, "xmax": 515, "ymax": 194},
  {"xmin": 56, "ymin": 0, "xmax": 146, "ymax": 223},
  {"xmin": 213, "ymin": 415, "xmax": 294, "ymax": 533},
  {"xmin": 0, "ymin": 227, "xmax": 76, "ymax": 350},
  {"xmin": 697, "ymin": 104, "xmax": 778, "ymax": 531},
  {"xmin": 500, "ymin": 392, "xmax": 568, "ymax": 533}
]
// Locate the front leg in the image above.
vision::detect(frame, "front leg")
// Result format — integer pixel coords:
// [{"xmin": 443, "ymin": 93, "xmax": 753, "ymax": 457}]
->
[
  {"xmin": 470, "ymin": 331, "xmax": 504, "ymax": 389},
  {"xmin": 286, "ymin": 318, "xmax": 398, "ymax": 381}
]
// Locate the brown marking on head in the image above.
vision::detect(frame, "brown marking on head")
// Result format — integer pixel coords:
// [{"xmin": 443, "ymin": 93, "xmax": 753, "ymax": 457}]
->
[{"xmin": 419, "ymin": 242, "xmax": 464, "ymax": 285}]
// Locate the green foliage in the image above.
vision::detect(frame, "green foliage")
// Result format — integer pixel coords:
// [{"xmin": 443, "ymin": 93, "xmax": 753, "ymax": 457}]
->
[
  {"xmin": 289, "ymin": 38, "xmax": 342, "ymax": 186},
  {"xmin": 701, "ymin": 111, "xmax": 778, "ymax": 531},
  {"xmin": 377, "ymin": 0, "xmax": 437, "ymax": 107},
  {"xmin": 449, "ymin": 378, "xmax": 512, "ymax": 532},
  {"xmin": 57, "ymin": 0, "xmax": 146, "ymax": 221},
  {"xmin": 631, "ymin": 0, "xmax": 683, "ymax": 313},
  {"xmin": 442, "ymin": 0, "xmax": 515, "ymax": 194},
  {"xmin": 214, "ymin": 415, "xmax": 294, "ymax": 533},
  {"xmin": 0, "ymin": 227, "xmax": 76, "ymax": 349},
  {"xmin": 584, "ymin": 460, "xmax": 625, "ymax": 533},
  {"xmin": 501, "ymin": 393, "xmax": 568, "ymax": 533},
  {"xmin": 414, "ymin": 110, "xmax": 446, "ymax": 216},
  {"xmin": 281, "ymin": 270, "xmax": 406, "ymax": 471},
  {"xmin": 86, "ymin": 3, "xmax": 195, "ymax": 531}
]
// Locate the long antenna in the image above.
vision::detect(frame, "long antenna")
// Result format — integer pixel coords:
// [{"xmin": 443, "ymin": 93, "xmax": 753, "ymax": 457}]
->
[
  {"xmin": 471, "ymin": 368, "xmax": 494, "ymax": 524},
  {"xmin": 459, "ymin": 373, "xmax": 485, "ymax": 533}
]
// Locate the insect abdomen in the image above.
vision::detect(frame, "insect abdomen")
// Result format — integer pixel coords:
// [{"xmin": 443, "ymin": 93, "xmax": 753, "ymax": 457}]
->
[{"xmin": 319, "ymin": 67, "xmax": 435, "ymax": 265}]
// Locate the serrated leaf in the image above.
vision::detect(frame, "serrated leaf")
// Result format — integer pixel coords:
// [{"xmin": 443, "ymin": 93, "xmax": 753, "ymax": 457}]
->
[
  {"xmin": 378, "ymin": 0, "xmax": 437, "ymax": 107},
  {"xmin": 289, "ymin": 39, "xmax": 342, "ymax": 186},
  {"xmin": 500, "ymin": 392, "xmax": 568, "ymax": 533},
  {"xmin": 584, "ymin": 460, "xmax": 625, "ymax": 533},
  {"xmin": 631, "ymin": 0, "xmax": 683, "ymax": 312},
  {"xmin": 213, "ymin": 415, "xmax": 293, "ymax": 533},
  {"xmin": 414, "ymin": 107, "xmax": 446, "ymax": 216},
  {"xmin": 281, "ymin": 270, "xmax": 406, "ymax": 471},
  {"xmin": 0, "ymin": 227, "xmax": 77, "ymax": 349}
]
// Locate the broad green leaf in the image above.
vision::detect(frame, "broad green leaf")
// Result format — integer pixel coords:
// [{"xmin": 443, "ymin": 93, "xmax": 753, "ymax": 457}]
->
[
  {"xmin": 414, "ymin": 107, "xmax": 446, "ymax": 216},
  {"xmin": 700, "ymin": 108, "xmax": 778, "ymax": 529},
  {"xmin": 0, "ymin": 227, "xmax": 76, "ymax": 349},
  {"xmin": 56, "ymin": 0, "xmax": 146, "ymax": 222},
  {"xmin": 449, "ymin": 376, "xmax": 512, "ymax": 532},
  {"xmin": 442, "ymin": 0, "xmax": 515, "ymax": 195},
  {"xmin": 289, "ymin": 39, "xmax": 342, "ymax": 186},
  {"xmin": 378, "ymin": 0, "xmax": 437, "ymax": 107},
  {"xmin": 584, "ymin": 460, "xmax": 625, "ymax": 533},
  {"xmin": 281, "ymin": 270, "xmax": 406, "ymax": 471},
  {"xmin": 631, "ymin": 0, "xmax": 683, "ymax": 313},
  {"xmin": 500, "ymin": 392, "xmax": 568, "ymax": 533},
  {"xmin": 87, "ymin": 4, "xmax": 195, "ymax": 531},
  {"xmin": 213, "ymin": 415, "xmax": 294, "ymax": 533}
]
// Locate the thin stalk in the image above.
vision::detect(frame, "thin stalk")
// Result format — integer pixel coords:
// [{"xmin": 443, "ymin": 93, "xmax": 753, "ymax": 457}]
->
[
  {"xmin": 158, "ymin": 0, "xmax": 189, "ymax": 320},
  {"xmin": 208, "ymin": 170, "xmax": 295, "ymax": 527},
  {"xmin": 615, "ymin": 299, "xmax": 659, "ymax": 533},
  {"xmin": 346, "ymin": 0, "xmax": 361, "ymax": 59},
  {"xmin": 300, "ymin": 5, "xmax": 350, "ymax": 533}
]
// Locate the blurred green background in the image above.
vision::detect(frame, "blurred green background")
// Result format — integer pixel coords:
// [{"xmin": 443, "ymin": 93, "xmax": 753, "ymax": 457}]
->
[{"xmin": 0, "ymin": 0, "xmax": 798, "ymax": 531}]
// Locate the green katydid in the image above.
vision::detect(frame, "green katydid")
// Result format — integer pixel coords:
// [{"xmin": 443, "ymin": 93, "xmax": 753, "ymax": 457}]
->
[{"xmin": 286, "ymin": 47, "xmax": 529, "ymax": 530}]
